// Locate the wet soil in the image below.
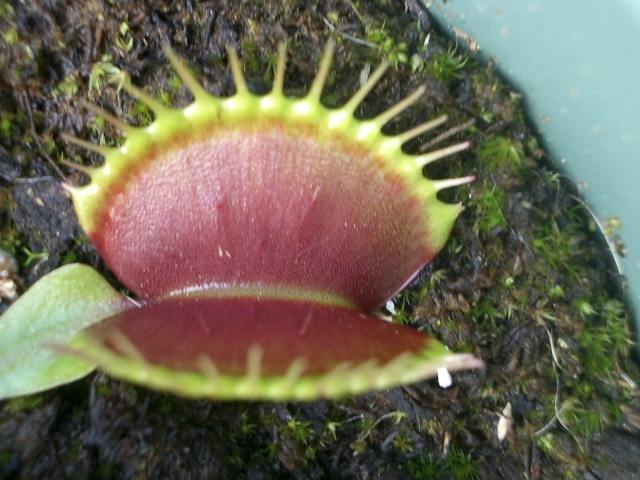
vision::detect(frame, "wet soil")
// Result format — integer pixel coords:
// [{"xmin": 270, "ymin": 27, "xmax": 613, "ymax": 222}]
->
[{"xmin": 1, "ymin": 1, "xmax": 639, "ymax": 479}]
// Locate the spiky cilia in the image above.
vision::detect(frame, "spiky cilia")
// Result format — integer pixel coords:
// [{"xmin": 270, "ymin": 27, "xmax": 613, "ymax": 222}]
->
[{"xmin": 0, "ymin": 41, "xmax": 481, "ymax": 400}]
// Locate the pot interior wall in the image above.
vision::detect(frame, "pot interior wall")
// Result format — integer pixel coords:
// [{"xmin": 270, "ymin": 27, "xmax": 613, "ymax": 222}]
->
[{"xmin": 427, "ymin": 0, "xmax": 640, "ymax": 336}]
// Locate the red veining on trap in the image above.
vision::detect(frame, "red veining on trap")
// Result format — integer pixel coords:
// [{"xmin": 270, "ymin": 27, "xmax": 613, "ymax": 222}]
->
[
  {"xmin": 88, "ymin": 297, "xmax": 433, "ymax": 377},
  {"xmin": 90, "ymin": 122, "xmax": 435, "ymax": 311}
]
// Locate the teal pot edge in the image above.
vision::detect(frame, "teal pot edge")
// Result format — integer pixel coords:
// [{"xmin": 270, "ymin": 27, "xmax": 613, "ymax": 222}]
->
[{"xmin": 424, "ymin": 0, "xmax": 640, "ymax": 338}]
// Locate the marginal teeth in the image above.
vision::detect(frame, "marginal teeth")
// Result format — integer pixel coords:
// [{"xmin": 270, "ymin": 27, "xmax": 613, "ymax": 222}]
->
[
  {"xmin": 420, "ymin": 118, "xmax": 476, "ymax": 151},
  {"xmin": 163, "ymin": 44, "xmax": 210, "ymax": 103},
  {"xmin": 121, "ymin": 80, "xmax": 171, "ymax": 116},
  {"xmin": 225, "ymin": 46, "xmax": 249, "ymax": 95},
  {"xmin": 60, "ymin": 182, "xmax": 83, "ymax": 196},
  {"xmin": 60, "ymin": 133, "xmax": 112, "ymax": 156},
  {"xmin": 396, "ymin": 114, "xmax": 449, "ymax": 144},
  {"xmin": 80, "ymin": 100, "xmax": 134, "ymax": 135},
  {"xmin": 372, "ymin": 85, "xmax": 426, "ymax": 128},
  {"xmin": 63, "ymin": 41, "xmax": 474, "ymax": 261},
  {"xmin": 342, "ymin": 59, "xmax": 390, "ymax": 115},
  {"xmin": 414, "ymin": 141, "xmax": 471, "ymax": 167},
  {"xmin": 306, "ymin": 40, "xmax": 336, "ymax": 102},
  {"xmin": 433, "ymin": 174, "xmax": 476, "ymax": 191},
  {"xmin": 282, "ymin": 357, "xmax": 308, "ymax": 389},
  {"xmin": 107, "ymin": 328, "xmax": 148, "ymax": 364},
  {"xmin": 271, "ymin": 43, "xmax": 288, "ymax": 96},
  {"xmin": 197, "ymin": 355, "xmax": 221, "ymax": 385},
  {"xmin": 246, "ymin": 344, "xmax": 263, "ymax": 394},
  {"xmin": 60, "ymin": 158, "xmax": 97, "ymax": 177}
]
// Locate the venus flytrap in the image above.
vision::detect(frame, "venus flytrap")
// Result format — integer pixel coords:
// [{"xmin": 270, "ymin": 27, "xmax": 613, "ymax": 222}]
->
[{"xmin": 0, "ymin": 41, "xmax": 482, "ymax": 401}]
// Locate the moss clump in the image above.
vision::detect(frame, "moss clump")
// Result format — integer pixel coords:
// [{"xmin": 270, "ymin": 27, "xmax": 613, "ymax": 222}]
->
[{"xmin": 405, "ymin": 448, "xmax": 480, "ymax": 480}]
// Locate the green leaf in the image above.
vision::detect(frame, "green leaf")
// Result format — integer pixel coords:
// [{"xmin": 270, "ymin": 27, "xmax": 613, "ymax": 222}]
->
[{"xmin": 0, "ymin": 264, "xmax": 129, "ymax": 399}]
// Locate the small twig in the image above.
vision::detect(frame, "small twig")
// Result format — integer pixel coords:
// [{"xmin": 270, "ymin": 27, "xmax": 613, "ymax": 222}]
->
[
  {"xmin": 404, "ymin": 0, "xmax": 432, "ymax": 31},
  {"xmin": 14, "ymin": 176, "xmax": 57, "ymax": 184},
  {"xmin": 542, "ymin": 324, "xmax": 565, "ymax": 373},
  {"xmin": 568, "ymin": 193, "xmax": 625, "ymax": 277},
  {"xmin": 342, "ymin": 0, "xmax": 365, "ymax": 23},
  {"xmin": 533, "ymin": 325, "xmax": 582, "ymax": 448},
  {"xmin": 20, "ymin": 90, "xmax": 67, "ymax": 180},
  {"xmin": 322, "ymin": 17, "xmax": 378, "ymax": 49},
  {"xmin": 420, "ymin": 118, "xmax": 475, "ymax": 151}
]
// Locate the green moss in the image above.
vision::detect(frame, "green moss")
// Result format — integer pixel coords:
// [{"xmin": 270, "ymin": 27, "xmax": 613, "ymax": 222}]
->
[
  {"xmin": 130, "ymin": 101, "xmax": 153, "ymax": 126},
  {"xmin": 21, "ymin": 246, "xmax": 49, "ymax": 267},
  {"xmin": 282, "ymin": 414, "xmax": 314, "ymax": 446},
  {"xmin": 157, "ymin": 88, "xmax": 174, "ymax": 107},
  {"xmin": 532, "ymin": 216, "xmax": 586, "ymax": 281},
  {"xmin": 322, "ymin": 419, "xmax": 341, "ymax": 443},
  {"xmin": 469, "ymin": 297, "xmax": 503, "ymax": 327},
  {"xmin": 390, "ymin": 287, "xmax": 421, "ymax": 325},
  {"xmin": 467, "ymin": 184, "xmax": 507, "ymax": 233},
  {"xmin": 0, "ymin": 199, "xmax": 19, "ymax": 255},
  {"xmin": 89, "ymin": 56, "xmax": 121, "ymax": 94},
  {"xmin": 93, "ymin": 378, "xmax": 114, "ymax": 397},
  {"xmin": 52, "ymin": 74, "xmax": 79, "ymax": 99},
  {"xmin": 392, "ymin": 427, "xmax": 414, "ymax": 453},
  {"xmin": 237, "ymin": 410, "xmax": 257, "ymax": 438},
  {"xmin": 405, "ymin": 449, "xmax": 480, "ymax": 480},
  {"xmin": 2, "ymin": 26, "xmax": 18, "ymax": 45},
  {"xmin": 260, "ymin": 442, "xmax": 277, "ymax": 460},
  {"xmin": 427, "ymin": 46, "xmax": 469, "ymax": 81},
  {"xmin": 364, "ymin": 22, "xmax": 409, "ymax": 69},
  {"xmin": 0, "ymin": 2, "xmax": 15, "ymax": 19},
  {"xmin": 116, "ymin": 21, "xmax": 134, "ymax": 52},
  {"xmin": 477, "ymin": 136, "xmax": 524, "ymax": 170},
  {"xmin": 3, "ymin": 394, "xmax": 44, "ymax": 413},
  {"xmin": 0, "ymin": 117, "xmax": 14, "ymax": 137},
  {"xmin": 535, "ymin": 432, "xmax": 558, "ymax": 458}
]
